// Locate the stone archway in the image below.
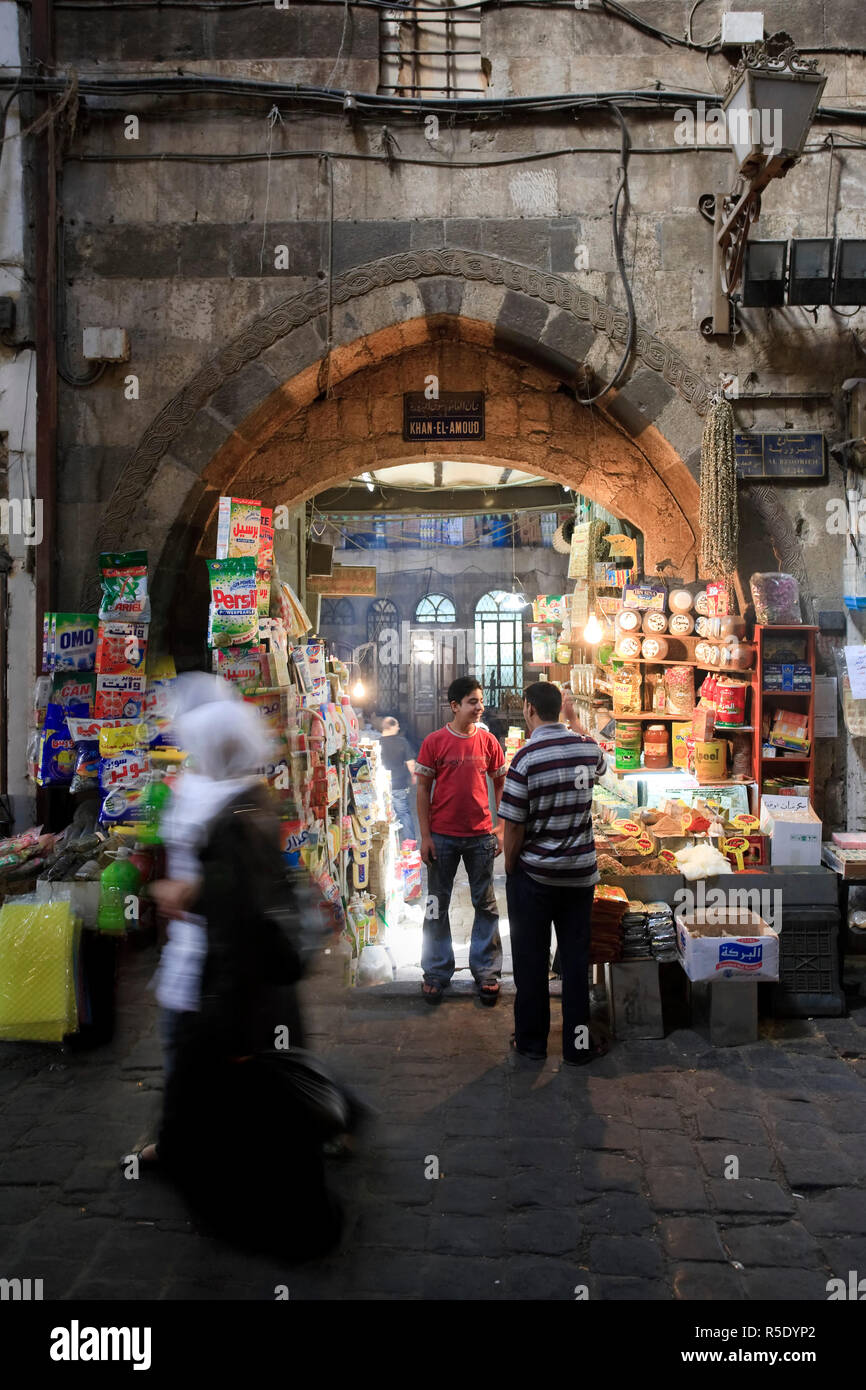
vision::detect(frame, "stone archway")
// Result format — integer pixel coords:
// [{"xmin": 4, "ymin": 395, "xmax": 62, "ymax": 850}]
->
[{"xmin": 81, "ymin": 249, "xmax": 790, "ymax": 613}]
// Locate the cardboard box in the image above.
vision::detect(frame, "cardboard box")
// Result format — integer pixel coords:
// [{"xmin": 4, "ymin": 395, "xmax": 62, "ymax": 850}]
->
[
  {"xmin": 675, "ymin": 909, "xmax": 780, "ymax": 982},
  {"xmin": 764, "ymin": 662, "xmax": 812, "ymax": 692},
  {"xmin": 759, "ymin": 796, "xmax": 822, "ymax": 866}
]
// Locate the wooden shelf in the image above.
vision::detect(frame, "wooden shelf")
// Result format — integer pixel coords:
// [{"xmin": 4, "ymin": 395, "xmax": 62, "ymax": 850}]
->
[
  {"xmin": 761, "ymin": 754, "xmax": 811, "ymax": 762},
  {"xmin": 753, "ymin": 624, "xmax": 816, "ymax": 810},
  {"xmin": 611, "ymin": 658, "xmax": 706, "ymax": 667}
]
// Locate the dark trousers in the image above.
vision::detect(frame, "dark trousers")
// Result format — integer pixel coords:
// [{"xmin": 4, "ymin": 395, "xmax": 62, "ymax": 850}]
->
[{"xmin": 506, "ymin": 867, "xmax": 594, "ymax": 1061}]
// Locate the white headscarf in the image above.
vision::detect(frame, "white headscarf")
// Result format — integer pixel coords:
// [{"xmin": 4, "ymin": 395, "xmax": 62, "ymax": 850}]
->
[
  {"xmin": 162, "ymin": 676, "xmax": 275, "ymax": 870},
  {"xmin": 153, "ymin": 677, "xmax": 276, "ymax": 1015}
]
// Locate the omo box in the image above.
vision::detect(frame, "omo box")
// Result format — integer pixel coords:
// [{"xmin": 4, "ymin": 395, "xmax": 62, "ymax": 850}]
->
[{"xmin": 675, "ymin": 909, "xmax": 780, "ymax": 982}]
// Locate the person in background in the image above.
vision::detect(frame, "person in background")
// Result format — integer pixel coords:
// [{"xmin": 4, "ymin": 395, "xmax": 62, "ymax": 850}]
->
[
  {"xmin": 379, "ymin": 716, "xmax": 418, "ymax": 845},
  {"xmin": 499, "ymin": 681, "xmax": 608, "ymax": 1065},
  {"xmin": 129, "ymin": 681, "xmax": 344, "ymax": 1257},
  {"xmin": 415, "ymin": 676, "xmax": 507, "ymax": 1006}
]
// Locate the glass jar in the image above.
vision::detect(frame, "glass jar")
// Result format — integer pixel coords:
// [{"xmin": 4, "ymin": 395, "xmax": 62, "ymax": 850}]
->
[{"xmin": 643, "ymin": 724, "xmax": 670, "ymax": 769}]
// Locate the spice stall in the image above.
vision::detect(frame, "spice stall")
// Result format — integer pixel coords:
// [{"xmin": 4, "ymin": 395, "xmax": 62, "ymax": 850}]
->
[{"xmin": 532, "ymin": 535, "xmax": 845, "ymax": 1042}]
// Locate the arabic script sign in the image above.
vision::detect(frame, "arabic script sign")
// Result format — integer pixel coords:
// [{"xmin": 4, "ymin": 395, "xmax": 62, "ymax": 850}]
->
[
  {"xmin": 403, "ymin": 392, "xmax": 485, "ymax": 441},
  {"xmin": 734, "ymin": 433, "xmax": 826, "ymax": 480}
]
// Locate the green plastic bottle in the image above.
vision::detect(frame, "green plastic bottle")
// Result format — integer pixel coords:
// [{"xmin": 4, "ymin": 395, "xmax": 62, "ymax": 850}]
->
[
  {"xmin": 138, "ymin": 778, "xmax": 172, "ymax": 846},
  {"xmin": 97, "ymin": 848, "xmax": 142, "ymax": 934}
]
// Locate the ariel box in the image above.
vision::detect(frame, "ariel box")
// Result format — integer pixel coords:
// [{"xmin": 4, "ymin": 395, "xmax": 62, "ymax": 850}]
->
[{"xmin": 675, "ymin": 909, "xmax": 779, "ymax": 982}]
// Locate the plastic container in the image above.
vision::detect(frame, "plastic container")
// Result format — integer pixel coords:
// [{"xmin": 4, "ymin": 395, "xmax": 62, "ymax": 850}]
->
[
  {"xmin": 644, "ymin": 611, "xmax": 668, "ymax": 634},
  {"xmin": 668, "ymin": 589, "xmax": 693, "ymax": 614},
  {"xmin": 750, "ymin": 572, "xmax": 801, "ymax": 626},
  {"xmin": 531, "ymin": 625, "xmax": 557, "ymax": 663},
  {"xmin": 615, "ymin": 721, "xmax": 642, "ymax": 771},
  {"xmin": 668, "ymin": 613, "xmax": 694, "ymax": 636},
  {"xmin": 615, "ymin": 634, "xmax": 641, "ymax": 659},
  {"xmin": 615, "ymin": 608, "xmax": 642, "ymax": 633},
  {"xmin": 96, "ymin": 848, "xmax": 141, "ymax": 934},
  {"xmin": 615, "ymin": 745, "xmax": 641, "ymax": 771},
  {"xmin": 641, "ymin": 636, "xmax": 669, "ymax": 661}
]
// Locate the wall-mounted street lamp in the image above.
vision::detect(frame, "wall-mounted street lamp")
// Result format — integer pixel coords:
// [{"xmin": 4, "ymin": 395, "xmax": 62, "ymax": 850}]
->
[{"xmin": 700, "ymin": 36, "xmax": 826, "ymax": 337}]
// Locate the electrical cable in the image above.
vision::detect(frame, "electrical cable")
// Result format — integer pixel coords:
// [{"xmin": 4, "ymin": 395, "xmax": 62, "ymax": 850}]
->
[
  {"xmin": 56, "ymin": 218, "xmax": 107, "ymax": 387},
  {"xmin": 43, "ymin": 0, "xmax": 866, "ymax": 57},
  {"xmin": 575, "ymin": 103, "xmax": 635, "ymax": 404},
  {"xmin": 686, "ymin": 0, "xmax": 719, "ymax": 50},
  {"xmin": 3, "ymin": 72, "xmax": 865, "ymax": 132}
]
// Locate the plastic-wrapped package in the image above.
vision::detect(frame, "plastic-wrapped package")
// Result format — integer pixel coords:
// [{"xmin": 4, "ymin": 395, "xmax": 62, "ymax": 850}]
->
[
  {"xmin": 664, "ymin": 665, "xmax": 696, "ymax": 716},
  {"xmin": 67, "ymin": 718, "xmax": 101, "ymax": 794},
  {"xmin": 34, "ymin": 703, "xmax": 75, "ymax": 787},
  {"xmin": 613, "ymin": 666, "xmax": 642, "ymax": 714},
  {"xmin": 99, "ymin": 551, "xmax": 150, "ymax": 623},
  {"xmin": 750, "ymin": 572, "xmax": 801, "ymax": 625},
  {"xmin": 836, "ymin": 648, "xmax": 866, "ymax": 736},
  {"xmin": 355, "ymin": 943, "xmax": 394, "ymax": 987},
  {"xmin": 0, "ymin": 899, "xmax": 80, "ymax": 1041}
]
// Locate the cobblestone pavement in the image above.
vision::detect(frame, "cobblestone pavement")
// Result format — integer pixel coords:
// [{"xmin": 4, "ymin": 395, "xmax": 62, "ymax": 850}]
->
[{"xmin": 1, "ymin": 926, "xmax": 865, "ymax": 1302}]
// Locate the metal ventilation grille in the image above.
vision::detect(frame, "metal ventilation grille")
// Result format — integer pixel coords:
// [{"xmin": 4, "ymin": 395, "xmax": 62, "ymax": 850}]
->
[{"xmin": 379, "ymin": 2, "xmax": 486, "ymax": 98}]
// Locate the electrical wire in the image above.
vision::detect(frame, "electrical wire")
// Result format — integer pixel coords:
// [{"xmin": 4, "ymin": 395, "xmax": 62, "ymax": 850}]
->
[
  {"xmin": 575, "ymin": 103, "xmax": 634, "ymax": 404},
  {"xmin": 43, "ymin": 0, "xmax": 866, "ymax": 57},
  {"xmin": 3, "ymin": 72, "xmax": 865, "ymax": 132}
]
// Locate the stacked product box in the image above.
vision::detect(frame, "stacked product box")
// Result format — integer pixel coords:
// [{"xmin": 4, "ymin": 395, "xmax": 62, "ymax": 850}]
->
[{"xmin": 763, "ymin": 662, "xmax": 812, "ymax": 692}]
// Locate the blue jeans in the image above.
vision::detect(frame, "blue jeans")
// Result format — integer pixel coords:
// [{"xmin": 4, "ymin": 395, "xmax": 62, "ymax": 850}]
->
[
  {"xmin": 423, "ymin": 832, "xmax": 502, "ymax": 988},
  {"xmin": 391, "ymin": 788, "xmax": 418, "ymax": 846}
]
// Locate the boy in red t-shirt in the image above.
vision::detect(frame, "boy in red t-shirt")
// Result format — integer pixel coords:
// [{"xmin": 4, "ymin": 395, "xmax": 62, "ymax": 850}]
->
[{"xmin": 415, "ymin": 676, "xmax": 507, "ymax": 1005}]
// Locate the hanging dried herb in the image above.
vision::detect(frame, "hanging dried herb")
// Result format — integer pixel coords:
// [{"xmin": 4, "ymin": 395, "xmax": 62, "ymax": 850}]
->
[{"xmin": 699, "ymin": 395, "xmax": 738, "ymax": 578}]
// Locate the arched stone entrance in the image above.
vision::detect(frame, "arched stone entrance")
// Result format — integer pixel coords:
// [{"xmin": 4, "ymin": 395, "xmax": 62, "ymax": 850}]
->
[{"xmin": 82, "ymin": 250, "xmax": 794, "ymax": 623}]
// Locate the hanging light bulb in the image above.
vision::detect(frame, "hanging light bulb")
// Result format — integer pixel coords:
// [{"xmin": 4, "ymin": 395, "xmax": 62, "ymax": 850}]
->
[
  {"xmin": 352, "ymin": 678, "xmax": 366, "ymax": 699},
  {"xmin": 583, "ymin": 613, "xmax": 603, "ymax": 644}
]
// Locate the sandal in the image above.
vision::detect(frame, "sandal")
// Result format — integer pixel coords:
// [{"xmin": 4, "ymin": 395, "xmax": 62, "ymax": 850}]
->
[
  {"xmin": 563, "ymin": 1039, "xmax": 610, "ymax": 1067},
  {"xmin": 421, "ymin": 982, "xmax": 444, "ymax": 1005},
  {"xmin": 478, "ymin": 982, "xmax": 500, "ymax": 1007},
  {"xmin": 119, "ymin": 1143, "xmax": 159, "ymax": 1171},
  {"xmin": 509, "ymin": 1036, "xmax": 546, "ymax": 1061}
]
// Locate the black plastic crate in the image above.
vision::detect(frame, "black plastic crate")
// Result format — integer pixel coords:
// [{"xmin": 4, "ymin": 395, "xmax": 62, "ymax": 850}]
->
[{"xmin": 769, "ymin": 907, "xmax": 844, "ymax": 1017}]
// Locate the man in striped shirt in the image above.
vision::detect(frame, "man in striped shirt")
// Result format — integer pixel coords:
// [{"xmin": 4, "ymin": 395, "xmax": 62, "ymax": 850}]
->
[{"xmin": 499, "ymin": 682, "xmax": 607, "ymax": 1064}]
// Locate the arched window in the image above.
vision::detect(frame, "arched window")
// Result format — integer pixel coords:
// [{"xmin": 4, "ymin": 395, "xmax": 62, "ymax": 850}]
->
[
  {"xmin": 415, "ymin": 594, "xmax": 456, "ymax": 624},
  {"xmin": 474, "ymin": 591, "xmax": 524, "ymax": 708},
  {"xmin": 367, "ymin": 598, "xmax": 400, "ymax": 713}
]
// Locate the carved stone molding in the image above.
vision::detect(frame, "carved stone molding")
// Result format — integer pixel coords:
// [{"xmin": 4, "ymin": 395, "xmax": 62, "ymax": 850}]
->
[{"xmin": 89, "ymin": 249, "xmax": 715, "ymax": 573}]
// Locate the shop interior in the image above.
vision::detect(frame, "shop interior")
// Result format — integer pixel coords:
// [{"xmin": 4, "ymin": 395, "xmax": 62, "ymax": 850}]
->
[{"xmin": 4, "ymin": 450, "xmax": 861, "ymax": 1046}]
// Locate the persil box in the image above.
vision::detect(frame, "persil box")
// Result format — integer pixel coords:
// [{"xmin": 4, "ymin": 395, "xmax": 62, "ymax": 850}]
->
[{"xmin": 675, "ymin": 909, "xmax": 780, "ymax": 982}]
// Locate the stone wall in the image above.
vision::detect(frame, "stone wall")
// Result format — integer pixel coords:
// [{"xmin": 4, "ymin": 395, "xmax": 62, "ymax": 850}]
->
[{"xmin": 41, "ymin": 0, "xmax": 866, "ymax": 826}]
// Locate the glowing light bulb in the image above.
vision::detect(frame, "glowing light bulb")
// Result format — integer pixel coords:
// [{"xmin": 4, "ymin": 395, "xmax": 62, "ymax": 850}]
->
[
  {"xmin": 352, "ymin": 679, "xmax": 366, "ymax": 699},
  {"xmin": 583, "ymin": 613, "xmax": 603, "ymax": 644}
]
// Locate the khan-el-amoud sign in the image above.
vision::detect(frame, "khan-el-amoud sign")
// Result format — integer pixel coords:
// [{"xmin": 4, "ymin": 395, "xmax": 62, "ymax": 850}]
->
[
  {"xmin": 734, "ymin": 432, "xmax": 826, "ymax": 480},
  {"xmin": 403, "ymin": 392, "xmax": 485, "ymax": 441}
]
